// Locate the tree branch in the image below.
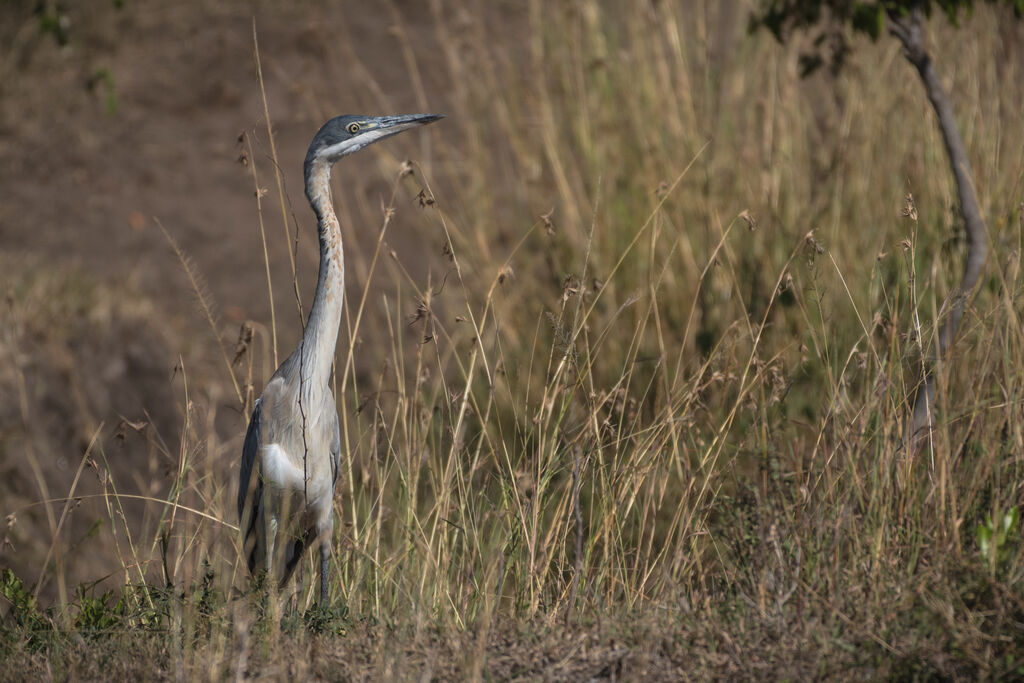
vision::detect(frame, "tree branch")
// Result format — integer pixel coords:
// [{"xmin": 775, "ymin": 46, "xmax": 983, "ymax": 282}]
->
[{"xmin": 887, "ymin": 7, "xmax": 989, "ymax": 450}]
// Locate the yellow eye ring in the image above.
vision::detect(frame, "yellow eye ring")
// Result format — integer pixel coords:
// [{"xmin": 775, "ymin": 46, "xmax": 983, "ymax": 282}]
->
[{"xmin": 346, "ymin": 122, "xmax": 361, "ymax": 134}]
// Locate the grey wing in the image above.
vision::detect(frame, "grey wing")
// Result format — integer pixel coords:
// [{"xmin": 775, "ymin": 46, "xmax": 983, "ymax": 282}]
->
[
  {"xmin": 238, "ymin": 398, "xmax": 262, "ymax": 523},
  {"xmin": 329, "ymin": 397, "xmax": 341, "ymax": 487}
]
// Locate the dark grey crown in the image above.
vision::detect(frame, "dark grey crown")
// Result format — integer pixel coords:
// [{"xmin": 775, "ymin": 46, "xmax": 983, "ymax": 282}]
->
[{"xmin": 305, "ymin": 115, "xmax": 366, "ymax": 161}]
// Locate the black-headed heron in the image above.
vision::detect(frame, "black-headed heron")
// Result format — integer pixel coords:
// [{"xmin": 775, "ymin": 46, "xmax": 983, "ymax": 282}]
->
[{"xmin": 237, "ymin": 113, "xmax": 443, "ymax": 605}]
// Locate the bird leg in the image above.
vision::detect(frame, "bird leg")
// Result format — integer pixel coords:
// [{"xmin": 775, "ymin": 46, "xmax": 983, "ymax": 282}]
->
[
  {"xmin": 263, "ymin": 497, "xmax": 279, "ymax": 583},
  {"xmin": 319, "ymin": 541, "xmax": 330, "ymax": 606}
]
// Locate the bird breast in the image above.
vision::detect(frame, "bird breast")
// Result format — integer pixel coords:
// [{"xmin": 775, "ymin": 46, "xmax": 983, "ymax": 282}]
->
[
  {"xmin": 259, "ymin": 441, "xmax": 334, "ymax": 511},
  {"xmin": 260, "ymin": 443, "xmax": 306, "ymax": 492}
]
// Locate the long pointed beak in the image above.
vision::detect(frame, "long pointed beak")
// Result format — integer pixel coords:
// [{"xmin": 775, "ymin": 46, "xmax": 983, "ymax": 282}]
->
[
  {"xmin": 377, "ymin": 113, "xmax": 445, "ymax": 132},
  {"xmin": 376, "ymin": 114, "xmax": 440, "ymax": 129}
]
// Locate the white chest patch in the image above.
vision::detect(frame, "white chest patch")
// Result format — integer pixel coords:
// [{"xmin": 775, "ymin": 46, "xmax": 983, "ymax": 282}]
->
[{"xmin": 260, "ymin": 443, "xmax": 306, "ymax": 492}]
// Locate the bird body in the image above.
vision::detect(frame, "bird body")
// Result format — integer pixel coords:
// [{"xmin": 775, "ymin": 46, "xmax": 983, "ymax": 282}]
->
[{"xmin": 237, "ymin": 113, "xmax": 442, "ymax": 605}]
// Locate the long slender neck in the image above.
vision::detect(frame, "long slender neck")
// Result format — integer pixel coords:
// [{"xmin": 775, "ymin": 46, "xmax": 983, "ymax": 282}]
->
[{"xmin": 300, "ymin": 159, "xmax": 344, "ymax": 393}]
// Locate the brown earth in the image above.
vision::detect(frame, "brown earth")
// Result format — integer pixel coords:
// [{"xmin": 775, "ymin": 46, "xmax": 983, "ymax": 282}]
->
[{"xmin": 1, "ymin": 0, "xmax": 476, "ymax": 329}]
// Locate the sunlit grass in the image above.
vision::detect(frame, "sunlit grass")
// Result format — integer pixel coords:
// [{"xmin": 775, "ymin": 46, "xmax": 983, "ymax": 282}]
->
[{"xmin": 3, "ymin": 0, "xmax": 1024, "ymax": 678}]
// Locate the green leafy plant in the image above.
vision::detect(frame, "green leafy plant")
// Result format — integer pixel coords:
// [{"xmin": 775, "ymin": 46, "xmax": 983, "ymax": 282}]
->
[
  {"xmin": 87, "ymin": 68, "xmax": 118, "ymax": 115},
  {"xmin": 73, "ymin": 584, "xmax": 124, "ymax": 635},
  {"xmin": 1, "ymin": 569, "xmax": 55, "ymax": 653},
  {"xmin": 301, "ymin": 603, "xmax": 348, "ymax": 636},
  {"xmin": 977, "ymin": 506, "xmax": 1020, "ymax": 571}
]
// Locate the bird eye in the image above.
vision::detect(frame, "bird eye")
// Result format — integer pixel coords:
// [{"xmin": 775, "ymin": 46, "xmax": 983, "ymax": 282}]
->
[{"xmin": 347, "ymin": 122, "xmax": 361, "ymax": 134}]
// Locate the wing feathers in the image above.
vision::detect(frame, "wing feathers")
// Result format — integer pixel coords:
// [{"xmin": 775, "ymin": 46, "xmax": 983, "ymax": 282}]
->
[{"xmin": 238, "ymin": 398, "xmax": 262, "ymax": 522}]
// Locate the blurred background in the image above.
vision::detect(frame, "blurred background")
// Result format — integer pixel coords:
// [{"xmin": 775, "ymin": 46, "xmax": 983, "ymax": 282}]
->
[{"xmin": 1, "ymin": 0, "xmax": 1023, "ymax": 673}]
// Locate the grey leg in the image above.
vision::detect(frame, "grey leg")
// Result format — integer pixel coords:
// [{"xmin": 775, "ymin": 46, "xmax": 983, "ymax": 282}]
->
[
  {"xmin": 319, "ymin": 541, "xmax": 330, "ymax": 606},
  {"xmin": 263, "ymin": 494, "xmax": 279, "ymax": 585}
]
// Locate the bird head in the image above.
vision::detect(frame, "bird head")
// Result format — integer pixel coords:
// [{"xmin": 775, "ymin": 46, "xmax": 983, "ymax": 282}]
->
[{"xmin": 305, "ymin": 113, "xmax": 444, "ymax": 167}]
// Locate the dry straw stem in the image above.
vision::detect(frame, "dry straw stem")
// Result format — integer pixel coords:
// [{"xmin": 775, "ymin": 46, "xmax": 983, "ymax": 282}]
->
[
  {"xmin": 242, "ymin": 130, "xmax": 279, "ymax": 369},
  {"xmin": 252, "ymin": 20, "xmax": 304, "ymax": 334},
  {"xmin": 10, "ymin": 494, "xmax": 238, "ymax": 533},
  {"xmin": 8, "ymin": 310, "xmax": 71, "ymax": 621},
  {"xmin": 32, "ymin": 423, "xmax": 103, "ymax": 609},
  {"xmin": 156, "ymin": 218, "xmax": 243, "ymax": 406}
]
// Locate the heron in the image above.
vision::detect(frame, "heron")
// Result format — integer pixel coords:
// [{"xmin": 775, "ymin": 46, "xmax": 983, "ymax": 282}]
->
[{"xmin": 237, "ymin": 113, "xmax": 443, "ymax": 606}]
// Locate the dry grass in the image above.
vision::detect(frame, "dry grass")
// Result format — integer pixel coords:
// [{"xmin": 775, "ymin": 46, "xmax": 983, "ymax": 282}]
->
[{"xmin": 3, "ymin": 0, "xmax": 1024, "ymax": 679}]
